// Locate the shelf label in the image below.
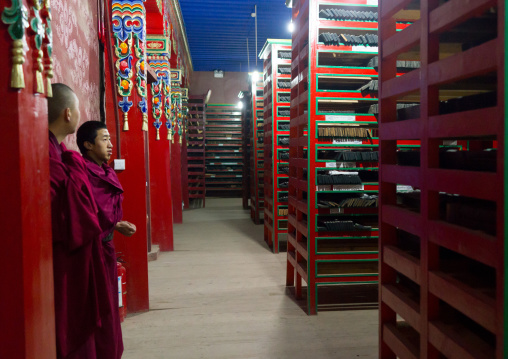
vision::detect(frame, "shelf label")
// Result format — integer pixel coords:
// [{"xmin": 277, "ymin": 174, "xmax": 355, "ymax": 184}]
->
[
  {"xmin": 216, "ymin": 157, "xmax": 220, "ymax": 159},
  {"xmin": 333, "ymin": 184, "xmax": 364, "ymax": 191},
  {"xmin": 333, "ymin": 139, "xmax": 363, "ymax": 145},
  {"xmin": 210, "ymin": 162, "xmax": 215, "ymax": 165},
  {"xmin": 219, "ymin": 144, "xmax": 223, "ymax": 146},
  {"xmin": 352, "ymin": 46, "xmax": 378, "ymax": 53},
  {"xmin": 325, "ymin": 115, "xmax": 355, "ymax": 122},
  {"xmin": 316, "ymin": 185, "xmax": 332, "ymax": 191},
  {"xmin": 330, "ymin": 208, "xmax": 343, "ymax": 214},
  {"xmin": 397, "ymin": 185, "xmax": 413, "ymax": 192},
  {"xmin": 366, "ymin": 0, "xmax": 378, "ymax": 5},
  {"xmin": 236, "ymin": 175, "xmax": 242, "ymax": 178},
  {"xmin": 325, "ymin": 162, "xmax": 338, "ymax": 168}
]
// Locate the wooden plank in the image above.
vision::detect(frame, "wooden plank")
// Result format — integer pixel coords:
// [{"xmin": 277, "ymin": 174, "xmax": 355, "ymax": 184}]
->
[
  {"xmin": 382, "ymin": 20, "xmax": 421, "ymax": 60},
  {"xmin": 429, "ymin": 0, "xmax": 497, "ymax": 35},
  {"xmin": 382, "ymin": 284, "xmax": 421, "ymax": 331},
  {"xmin": 428, "ymin": 271, "xmax": 497, "ymax": 333},
  {"xmin": 428, "ymin": 321, "xmax": 495, "ymax": 359},
  {"xmin": 381, "ymin": 164, "xmax": 421, "ymax": 187},
  {"xmin": 427, "ymin": 169, "xmax": 498, "ymax": 202},
  {"xmin": 381, "ymin": 69, "xmax": 421, "ymax": 100},
  {"xmin": 383, "ymin": 245, "xmax": 421, "ymax": 284},
  {"xmin": 382, "ymin": 322, "xmax": 419, "ymax": 359},
  {"xmin": 382, "ymin": 205, "xmax": 423, "ymax": 237},
  {"xmin": 380, "ymin": 119, "xmax": 421, "ymax": 140},
  {"xmin": 381, "ymin": 0, "xmax": 413, "ymax": 20},
  {"xmin": 428, "ymin": 107, "xmax": 499, "ymax": 139},
  {"xmin": 428, "ymin": 220, "xmax": 498, "ymax": 268},
  {"xmin": 428, "ymin": 40, "xmax": 498, "ymax": 86}
]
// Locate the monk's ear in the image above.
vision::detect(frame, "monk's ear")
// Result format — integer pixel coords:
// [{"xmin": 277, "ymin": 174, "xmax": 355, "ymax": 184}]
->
[
  {"xmin": 63, "ymin": 108, "xmax": 72, "ymax": 122},
  {"xmin": 84, "ymin": 141, "xmax": 94, "ymax": 150}
]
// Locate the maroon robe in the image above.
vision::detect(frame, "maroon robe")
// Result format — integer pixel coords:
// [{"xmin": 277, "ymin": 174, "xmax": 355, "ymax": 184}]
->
[
  {"xmin": 49, "ymin": 132, "xmax": 112, "ymax": 359},
  {"xmin": 84, "ymin": 156, "xmax": 124, "ymax": 359}
]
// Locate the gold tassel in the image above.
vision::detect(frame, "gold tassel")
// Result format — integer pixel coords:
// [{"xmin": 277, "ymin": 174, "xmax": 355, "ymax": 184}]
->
[
  {"xmin": 179, "ymin": 136, "xmax": 182, "ymax": 145},
  {"xmin": 35, "ymin": 49, "xmax": 44, "ymax": 94},
  {"xmin": 46, "ymin": 57, "xmax": 53, "ymax": 97},
  {"xmin": 142, "ymin": 113, "xmax": 148, "ymax": 131},
  {"xmin": 156, "ymin": 128, "xmax": 160, "ymax": 140},
  {"xmin": 123, "ymin": 113, "xmax": 129, "ymax": 131},
  {"xmin": 167, "ymin": 129, "xmax": 172, "ymax": 141},
  {"xmin": 11, "ymin": 40, "xmax": 25, "ymax": 89}
]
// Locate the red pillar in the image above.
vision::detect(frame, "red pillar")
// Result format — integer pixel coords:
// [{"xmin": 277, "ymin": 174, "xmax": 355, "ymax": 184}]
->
[
  {"xmin": 148, "ymin": 125, "xmax": 174, "ymax": 251},
  {"xmin": 105, "ymin": 47, "xmax": 149, "ymax": 313},
  {"xmin": 171, "ymin": 133, "xmax": 183, "ymax": 223},
  {"xmin": 0, "ymin": 18, "xmax": 56, "ymax": 359},
  {"xmin": 181, "ymin": 124, "xmax": 189, "ymax": 209}
]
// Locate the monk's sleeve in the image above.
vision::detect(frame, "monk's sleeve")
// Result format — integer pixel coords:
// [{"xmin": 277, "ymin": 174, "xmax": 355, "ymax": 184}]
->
[{"xmin": 62, "ymin": 151, "xmax": 102, "ymax": 251}]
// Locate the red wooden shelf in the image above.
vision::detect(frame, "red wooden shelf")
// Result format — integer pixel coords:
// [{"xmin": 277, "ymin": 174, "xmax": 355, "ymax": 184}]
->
[
  {"xmin": 378, "ymin": 1, "xmax": 506, "ymax": 358},
  {"xmin": 186, "ymin": 94, "xmax": 208, "ymax": 208},
  {"xmin": 260, "ymin": 39, "xmax": 293, "ymax": 251},
  {"xmin": 286, "ymin": 0, "xmax": 381, "ymax": 315},
  {"xmin": 205, "ymin": 104, "xmax": 244, "ymax": 197}
]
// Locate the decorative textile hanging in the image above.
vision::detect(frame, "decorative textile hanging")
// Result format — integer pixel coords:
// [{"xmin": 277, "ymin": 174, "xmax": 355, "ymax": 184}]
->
[{"xmin": 1, "ymin": 0, "xmax": 29, "ymax": 89}]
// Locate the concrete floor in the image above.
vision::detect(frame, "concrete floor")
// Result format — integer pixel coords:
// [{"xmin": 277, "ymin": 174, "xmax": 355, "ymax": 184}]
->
[{"xmin": 122, "ymin": 198, "xmax": 378, "ymax": 359}]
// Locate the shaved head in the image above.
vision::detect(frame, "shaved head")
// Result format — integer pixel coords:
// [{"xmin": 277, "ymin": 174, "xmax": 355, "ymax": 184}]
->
[{"xmin": 48, "ymin": 83, "xmax": 78, "ymax": 124}]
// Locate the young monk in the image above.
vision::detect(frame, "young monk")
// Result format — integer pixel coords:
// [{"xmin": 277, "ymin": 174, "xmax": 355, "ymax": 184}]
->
[
  {"xmin": 48, "ymin": 83, "xmax": 111, "ymax": 359},
  {"xmin": 77, "ymin": 120, "xmax": 136, "ymax": 359}
]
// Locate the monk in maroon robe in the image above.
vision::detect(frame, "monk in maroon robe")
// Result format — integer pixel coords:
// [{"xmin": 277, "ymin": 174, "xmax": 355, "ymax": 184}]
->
[
  {"xmin": 48, "ymin": 83, "xmax": 112, "ymax": 358},
  {"xmin": 77, "ymin": 121, "xmax": 136, "ymax": 359}
]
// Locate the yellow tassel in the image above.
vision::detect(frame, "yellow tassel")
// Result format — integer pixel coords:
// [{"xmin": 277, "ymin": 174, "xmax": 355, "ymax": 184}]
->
[
  {"xmin": 11, "ymin": 40, "xmax": 25, "ymax": 89},
  {"xmin": 35, "ymin": 50, "xmax": 44, "ymax": 94},
  {"xmin": 142, "ymin": 113, "xmax": 148, "ymax": 131},
  {"xmin": 46, "ymin": 57, "xmax": 53, "ymax": 97},
  {"xmin": 123, "ymin": 113, "xmax": 129, "ymax": 131},
  {"xmin": 179, "ymin": 136, "xmax": 182, "ymax": 145},
  {"xmin": 46, "ymin": 78, "xmax": 52, "ymax": 97},
  {"xmin": 156, "ymin": 128, "xmax": 160, "ymax": 140}
]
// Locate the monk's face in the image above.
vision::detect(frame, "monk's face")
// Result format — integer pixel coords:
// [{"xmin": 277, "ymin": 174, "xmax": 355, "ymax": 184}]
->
[{"xmin": 89, "ymin": 128, "xmax": 113, "ymax": 164}]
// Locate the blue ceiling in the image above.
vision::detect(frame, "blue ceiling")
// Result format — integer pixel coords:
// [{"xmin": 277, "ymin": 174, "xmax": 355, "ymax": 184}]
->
[{"xmin": 179, "ymin": 0, "xmax": 292, "ymax": 72}]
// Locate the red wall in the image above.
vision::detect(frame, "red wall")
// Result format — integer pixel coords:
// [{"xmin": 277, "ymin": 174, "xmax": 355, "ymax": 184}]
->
[
  {"xmin": 190, "ymin": 71, "xmax": 248, "ymax": 104},
  {"xmin": 52, "ymin": 0, "xmax": 101, "ymax": 150},
  {"xmin": 148, "ymin": 117, "xmax": 174, "ymax": 251},
  {"xmin": 104, "ymin": 42, "xmax": 150, "ymax": 313},
  {"xmin": 171, "ymin": 134, "xmax": 183, "ymax": 223},
  {"xmin": 0, "ymin": 2, "xmax": 56, "ymax": 357}
]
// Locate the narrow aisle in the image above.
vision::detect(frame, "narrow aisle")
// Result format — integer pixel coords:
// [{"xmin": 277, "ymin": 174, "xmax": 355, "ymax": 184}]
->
[{"xmin": 122, "ymin": 198, "xmax": 377, "ymax": 359}]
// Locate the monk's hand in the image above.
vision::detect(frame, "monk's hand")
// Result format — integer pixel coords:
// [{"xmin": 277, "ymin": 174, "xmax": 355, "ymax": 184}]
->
[{"xmin": 115, "ymin": 221, "xmax": 137, "ymax": 237}]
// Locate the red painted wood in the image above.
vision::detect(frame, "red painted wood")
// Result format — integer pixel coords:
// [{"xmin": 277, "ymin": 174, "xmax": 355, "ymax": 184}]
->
[
  {"xmin": 381, "ymin": 284, "xmax": 421, "ymax": 330},
  {"xmin": 181, "ymin": 123, "xmax": 189, "ymax": 209},
  {"xmin": 104, "ymin": 45, "xmax": 149, "ymax": 313},
  {"xmin": 383, "ymin": 245, "xmax": 421, "ymax": 284},
  {"xmin": 382, "ymin": 20, "xmax": 421, "ymax": 60},
  {"xmin": 0, "ymin": 24, "xmax": 56, "ymax": 357},
  {"xmin": 427, "ymin": 40, "xmax": 497, "ymax": 86},
  {"xmin": 379, "ymin": 0, "xmax": 505, "ymax": 357},
  {"xmin": 171, "ymin": 134, "xmax": 183, "ymax": 223},
  {"xmin": 148, "ymin": 119, "xmax": 174, "ymax": 252}
]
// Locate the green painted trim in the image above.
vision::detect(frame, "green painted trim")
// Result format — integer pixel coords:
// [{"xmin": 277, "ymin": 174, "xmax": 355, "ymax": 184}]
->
[
  {"xmin": 316, "ymin": 236, "xmax": 379, "ymax": 240},
  {"xmin": 318, "ymin": 69, "xmax": 379, "ymax": 74},
  {"xmin": 317, "ymin": 281, "xmax": 378, "ymax": 286},
  {"xmin": 505, "ymin": 7, "xmax": 508, "ymax": 356},
  {"xmin": 319, "ymin": 2, "xmax": 377, "ymax": 7},
  {"xmin": 307, "ymin": 36, "xmax": 313, "ymax": 315}
]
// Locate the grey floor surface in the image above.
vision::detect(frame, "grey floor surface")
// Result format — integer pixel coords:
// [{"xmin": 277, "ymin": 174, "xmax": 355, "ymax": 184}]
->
[{"xmin": 122, "ymin": 198, "xmax": 378, "ymax": 359}]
